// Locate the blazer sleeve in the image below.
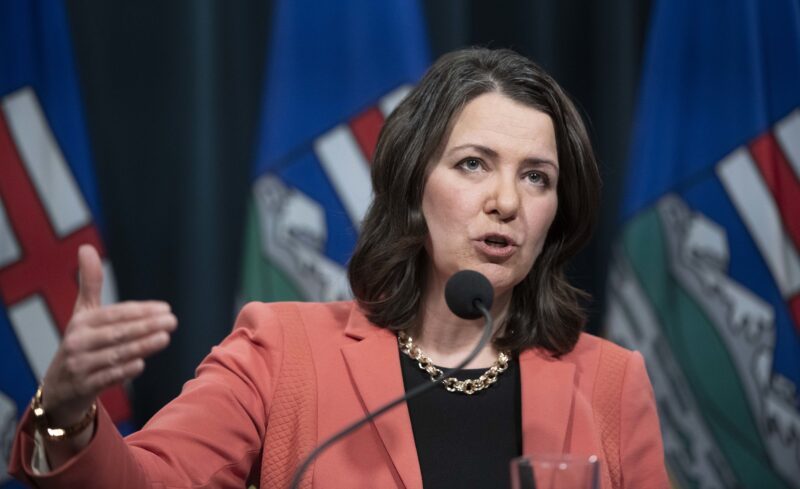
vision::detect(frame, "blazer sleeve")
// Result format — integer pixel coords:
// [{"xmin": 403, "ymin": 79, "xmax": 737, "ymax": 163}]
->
[
  {"xmin": 619, "ymin": 351, "xmax": 670, "ymax": 489},
  {"xmin": 9, "ymin": 302, "xmax": 282, "ymax": 489}
]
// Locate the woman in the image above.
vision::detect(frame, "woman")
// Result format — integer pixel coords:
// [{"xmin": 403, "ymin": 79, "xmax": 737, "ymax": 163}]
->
[{"xmin": 10, "ymin": 48, "xmax": 668, "ymax": 488}]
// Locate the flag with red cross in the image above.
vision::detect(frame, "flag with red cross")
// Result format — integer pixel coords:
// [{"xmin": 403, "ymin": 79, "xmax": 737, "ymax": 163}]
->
[{"xmin": 0, "ymin": 2, "xmax": 133, "ymax": 486}]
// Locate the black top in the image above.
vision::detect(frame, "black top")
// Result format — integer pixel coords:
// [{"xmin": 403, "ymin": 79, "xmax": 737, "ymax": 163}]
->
[{"xmin": 399, "ymin": 350, "xmax": 522, "ymax": 489}]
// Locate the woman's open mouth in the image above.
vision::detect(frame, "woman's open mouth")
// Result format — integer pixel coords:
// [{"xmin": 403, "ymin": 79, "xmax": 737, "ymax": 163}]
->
[
  {"xmin": 484, "ymin": 236, "xmax": 509, "ymax": 247},
  {"xmin": 475, "ymin": 234, "xmax": 518, "ymax": 258}
]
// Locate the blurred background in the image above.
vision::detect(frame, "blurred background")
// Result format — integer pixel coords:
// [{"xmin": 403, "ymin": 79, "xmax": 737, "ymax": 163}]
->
[{"xmin": 2, "ymin": 1, "xmax": 799, "ymax": 488}]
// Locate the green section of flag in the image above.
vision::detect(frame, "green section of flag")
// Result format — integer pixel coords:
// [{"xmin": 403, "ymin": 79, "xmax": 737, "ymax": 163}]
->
[
  {"xmin": 621, "ymin": 207, "xmax": 786, "ymax": 489},
  {"xmin": 239, "ymin": 199, "xmax": 305, "ymax": 303}
]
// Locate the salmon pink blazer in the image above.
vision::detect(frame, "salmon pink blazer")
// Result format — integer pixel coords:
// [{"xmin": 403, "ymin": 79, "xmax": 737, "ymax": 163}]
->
[{"xmin": 11, "ymin": 301, "xmax": 669, "ymax": 488}]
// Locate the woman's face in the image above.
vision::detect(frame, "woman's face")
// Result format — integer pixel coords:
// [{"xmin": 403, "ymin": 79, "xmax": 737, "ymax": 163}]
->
[{"xmin": 422, "ymin": 91, "xmax": 559, "ymax": 301}]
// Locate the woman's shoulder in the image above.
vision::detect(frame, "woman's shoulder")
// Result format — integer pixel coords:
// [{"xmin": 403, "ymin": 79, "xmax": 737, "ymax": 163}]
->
[
  {"xmin": 556, "ymin": 332, "xmax": 643, "ymax": 383},
  {"xmin": 235, "ymin": 299, "xmax": 357, "ymax": 330},
  {"xmin": 566, "ymin": 332, "xmax": 634, "ymax": 362},
  {"xmin": 237, "ymin": 299, "xmax": 357, "ymax": 318}
]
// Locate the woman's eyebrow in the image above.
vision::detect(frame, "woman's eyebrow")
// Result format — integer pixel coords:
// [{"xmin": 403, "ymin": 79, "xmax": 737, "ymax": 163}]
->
[{"xmin": 447, "ymin": 143, "xmax": 497, "ymax": 158}]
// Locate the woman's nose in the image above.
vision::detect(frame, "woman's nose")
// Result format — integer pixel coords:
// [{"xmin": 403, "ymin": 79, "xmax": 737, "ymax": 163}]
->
[{"xmin": 484, "ymin": 176, "xmax": 519, "ymax": 221}]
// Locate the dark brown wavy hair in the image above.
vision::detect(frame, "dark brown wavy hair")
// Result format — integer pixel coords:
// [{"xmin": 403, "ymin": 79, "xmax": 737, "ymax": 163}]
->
[{"xmin": 347, "ymin": 48, "xmax": 600, "ymax": 356}]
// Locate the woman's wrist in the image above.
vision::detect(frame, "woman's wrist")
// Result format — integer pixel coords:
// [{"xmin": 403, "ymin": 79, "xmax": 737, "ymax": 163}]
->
[{"xmin": 31, "ymin": 384, "xmax": 97, "ymax": 442}]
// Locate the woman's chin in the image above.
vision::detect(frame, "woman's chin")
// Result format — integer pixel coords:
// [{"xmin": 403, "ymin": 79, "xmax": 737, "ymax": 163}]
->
[
  {"xmin": 430, "ymin": 262, "xmax": 523, "ymax": 297},
  {"xmin": 473, "ymin": 266, "xmax": 521, "ymax": 296}
]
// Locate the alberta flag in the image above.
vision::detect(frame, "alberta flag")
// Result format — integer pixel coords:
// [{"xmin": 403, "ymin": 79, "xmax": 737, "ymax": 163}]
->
[
  {"xmin": 604, "ymin": 1, "xmax": 800, "ymax": 487},
  {"xmin": 239, "ymin": 0, "xmax": 429, "ymax": 304},
  {"xmin": 0, "ymin": 1, "xmax": 132, "ymax": 486}
]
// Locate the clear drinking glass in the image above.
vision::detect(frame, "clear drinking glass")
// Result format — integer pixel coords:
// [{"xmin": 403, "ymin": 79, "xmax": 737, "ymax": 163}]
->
[{"xmin": 510, "ymin": 454, "xmax": 600, "ymax": 489}]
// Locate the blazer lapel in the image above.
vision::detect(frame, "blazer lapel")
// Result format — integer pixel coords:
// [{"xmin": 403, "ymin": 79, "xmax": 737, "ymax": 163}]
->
[
  {"xmin": 340, "ymin": 309, "xmax": 422, "ymax": 489},
  {"xmin": 518, "ymin": 348, "xmax": 577, "ymax": 455}
]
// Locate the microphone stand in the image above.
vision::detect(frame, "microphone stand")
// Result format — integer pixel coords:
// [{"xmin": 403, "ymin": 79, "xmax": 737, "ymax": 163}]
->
[{"xmin": 288, "ymin": 301, "xmax": 494, "ymax": 489}]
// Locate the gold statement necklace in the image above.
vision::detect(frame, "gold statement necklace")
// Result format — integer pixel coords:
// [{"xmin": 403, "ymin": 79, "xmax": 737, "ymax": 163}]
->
[{"xmin": 397, "ymin": 331, "xmax": 510, "ymax": 395}]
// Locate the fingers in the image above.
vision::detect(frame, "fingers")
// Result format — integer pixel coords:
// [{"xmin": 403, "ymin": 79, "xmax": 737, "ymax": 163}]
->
[
  {"xmin": 64, "ymin": 330, "xmax": 171, "ymax": 378},
  {"xmin": 71, "ymin": 301, "xmax": 172, "ymax": 329},
  {"xmin": 63, "ymin": 310, "xmax": 176, "ymax": 354},
  {"xmin": 75, "ymin": 244, "xmax": 104, "ymax": 311},
  {"xmin": 62, "ymin": 303, "xmax": 176, "ymax": 377},
  {"xmin": 48, "ymin": 299, "xmax": 177, "ymax": 408},
  {"xmin": 76, "ymin": 358, "xmax": 146, "ymax": 398}
]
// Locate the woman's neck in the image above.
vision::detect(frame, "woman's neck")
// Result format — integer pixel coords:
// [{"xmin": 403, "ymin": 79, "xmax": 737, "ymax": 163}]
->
[{"xmin": 412, "ymin": 279, "xmax": 511, "ymax": 369}]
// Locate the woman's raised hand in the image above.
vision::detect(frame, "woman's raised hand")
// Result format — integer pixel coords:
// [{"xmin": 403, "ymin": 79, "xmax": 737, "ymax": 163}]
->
[{"xmin": 40, "ymin": 244, "xmax": 177, "ymax": 430}]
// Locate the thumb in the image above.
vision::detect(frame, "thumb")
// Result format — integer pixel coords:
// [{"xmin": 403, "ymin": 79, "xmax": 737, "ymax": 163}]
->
[{"xmin": 75, "ymin": 244, "xmax": 104, "ymax": 311}]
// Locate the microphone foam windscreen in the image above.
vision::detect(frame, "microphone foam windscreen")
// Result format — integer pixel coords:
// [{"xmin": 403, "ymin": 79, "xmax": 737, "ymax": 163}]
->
[{"xmin": 444, "ymin": 270, "xmax": 494, "ymax": 319}]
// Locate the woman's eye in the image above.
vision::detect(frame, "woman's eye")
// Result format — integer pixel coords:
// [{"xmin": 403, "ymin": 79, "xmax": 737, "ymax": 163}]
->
[
  {"xmin": 525, "ymin": 171, "xmax": 549, "ymax": 186},
  {"xmin": 458, "ymin": 158, "xmax": 482, "ymax": 172}
]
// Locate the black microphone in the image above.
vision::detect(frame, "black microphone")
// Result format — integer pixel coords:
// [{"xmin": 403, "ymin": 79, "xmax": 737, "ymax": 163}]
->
[
  {"xmin": 288, "ymin": 270, "xmax": 495, "ymax": 489},
  {"xmin": 445, "ymin": 269, "xmax": 494, "ymax": 319}
]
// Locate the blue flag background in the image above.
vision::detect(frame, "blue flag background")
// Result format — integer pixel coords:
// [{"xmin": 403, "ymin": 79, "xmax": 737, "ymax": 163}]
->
[
  {"xmin": 0, "ymin": 1, "xmax": 131, "ymax": 486},
  {"xmin": 0, "ymin": 1, "xmax": 101, "ymax": 210},
  {"xmin": 240, "ymin": 0, "xmax": 430, "ymax": 304},
  {"xmin": 605, "ymin": 0, "xmax": 800, "ymax": 487}
]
